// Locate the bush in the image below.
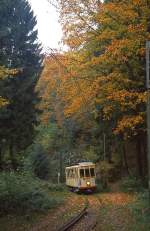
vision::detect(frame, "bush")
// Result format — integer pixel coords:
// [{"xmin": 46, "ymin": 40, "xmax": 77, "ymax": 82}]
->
[
  {"xmin": 120, "ymin": 177, "xmax": 144, "ymax": 192},
  {"xmin": 25, "ymin": 144, "xmax": 50, "ymax": 180},
  {"xmin": 97, "ymin": 161, "xmax": 113, "ymax": 189},
  {"xmin": 39, "ymin": 181, "xmax": 66, "ymax": 192},
  {"xmin": 127, "ymin": 191, "xmax": 150, "ymax": 230},
  {"xmin": 95, "ymin": 180, "xmax": 110, "ymax": 193},
  {"xmin": 0, "ymin": 172, "xmax": 61, "ymax": 215},
  {"xmin": 47, "ymin": 183, "xmax": 66, "ymax": 192}
]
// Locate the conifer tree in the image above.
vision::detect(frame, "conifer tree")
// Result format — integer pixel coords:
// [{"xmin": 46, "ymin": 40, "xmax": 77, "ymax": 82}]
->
[{"xmin": 0, "ymin": 0, "xmax": 43, "ymax": 169}]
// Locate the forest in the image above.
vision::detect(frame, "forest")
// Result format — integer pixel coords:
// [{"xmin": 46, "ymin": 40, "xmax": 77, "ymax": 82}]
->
[{"xmin": 0, "ymin": 0, "xmax": 150, "ymax": 230}]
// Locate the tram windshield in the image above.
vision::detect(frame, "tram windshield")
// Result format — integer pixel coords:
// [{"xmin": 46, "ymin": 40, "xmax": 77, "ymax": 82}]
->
[
  {"xmin": 90, "ymin": 168, "xmax": 95, "ymax": 177},
  {"xmin": 85, "ymin": 168, "xmax": 90, "ymax": 177},
  {"xmin": 80, "ymin": 169, "xmax": 84, "ymax": 177},
  {"xmin": 80, "ymin": 167, "xmax": 95, "ymax": 177}
]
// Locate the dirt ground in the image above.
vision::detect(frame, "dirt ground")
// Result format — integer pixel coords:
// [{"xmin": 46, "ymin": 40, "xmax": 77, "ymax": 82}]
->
[{"xmin": 1, "ymin": 184, "xmax": 149, "ymax": 231}]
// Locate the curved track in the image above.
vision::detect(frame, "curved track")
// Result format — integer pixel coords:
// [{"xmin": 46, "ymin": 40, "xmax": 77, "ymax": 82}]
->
[{"xmin": 57, "ymin": 194, "xmax": 101, "ymax": 231}]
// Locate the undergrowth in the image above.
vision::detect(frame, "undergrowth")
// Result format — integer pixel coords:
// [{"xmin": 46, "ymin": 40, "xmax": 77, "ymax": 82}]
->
[
  {"xmin": 120, "ymin": 176, "xmax": 146, "ymax": 192},
  {"xmin": 128, "ymin": 191, "xmax": 150, "ymax": 231},
  {"xmin": 0, "ymin": 172, "xmax": 63, "ymax": 215}
]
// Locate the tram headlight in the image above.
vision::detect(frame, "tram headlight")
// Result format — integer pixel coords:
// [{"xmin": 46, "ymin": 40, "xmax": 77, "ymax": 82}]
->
[{"xmin": 86, "ymin": 181, "xmax": 90, "ymax": 186}]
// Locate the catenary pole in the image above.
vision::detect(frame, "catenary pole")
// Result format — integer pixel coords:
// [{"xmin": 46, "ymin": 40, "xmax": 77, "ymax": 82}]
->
[
  {"xmin": 146, "ymin": 41, "xmax": 150, "ymax": 203},
  {"xmin": 103, "ymin": 133, "xmax": 106, "ymax": 161}
]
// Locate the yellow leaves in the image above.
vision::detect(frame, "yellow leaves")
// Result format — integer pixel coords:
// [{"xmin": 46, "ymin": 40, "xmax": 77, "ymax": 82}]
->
[
  {"xmin": 107, "ymin": 90, "xmax": 146, "ymax": 111},
  {"xmin": 63, "ymin": 78, "xmax": 94, "ymax": 118},
  {"xmin": 64, "ymin": 96, "xmax": 83, "ymax": 117},
  {"xmin": 0, "ymin": 97, "xmax": 8, "ymax": 108},
  {"xmin": 0, "ymin": 66, "xmax": 18, "ymax": 108},
  {"xmin": 105, "ymin": 39, "xmax": 139, "ymax": 62},
  {"xmin": 132, "ymin": 0, "xmax": 146, "ymax": 6},
  {"xmin": 99, "ymin": 85, "xmax": 146, "ymax": 122},
  {"xmin": 37, "ymin": 0, "xmax": 150, "ymax": 139},
  {"xmin": 0, "ymin": 66, "xmax": 18, "ymax": 79},
  {"xmin": 103, "ymin": 105, "xmax": 114, "ymax": 120},
  {"xmin": 97, "ymin": 0, "xmax": 150, "ymax": 67},
  {"xmin": 127, "ymin": 24, "xmax": 145, "ymax": 34},
  {"xmin": 97, "ymin": 29, "xmax": 118, "ymax": 42},
  {"xmin": 99, "ymin": 2, "xmax": 138, "ymax": 25},
  {"xmin": 37, "ymin": 56, "xmax": 65, "ymax": 124},
  {"xmin": 94, "ymin": 0, "xmax": 149, "ymax": 136},
  {"xmin": 114, "ymin": 114, "xmax": 144, "ymax": 137}
]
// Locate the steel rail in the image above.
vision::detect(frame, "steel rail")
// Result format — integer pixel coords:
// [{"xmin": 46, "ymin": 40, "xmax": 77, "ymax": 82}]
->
[
  {"xmin": 84, "ymin": 194, "xmax": 102, "ymax": 231},
  {"xmin": 57, "ymin": 199, "xmax": 88, "ymax": 231}
]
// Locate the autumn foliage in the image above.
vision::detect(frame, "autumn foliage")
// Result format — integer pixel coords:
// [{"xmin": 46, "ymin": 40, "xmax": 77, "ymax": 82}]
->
[
  {"xmin": 54, "ymin": 0, "xmax": 149, "ymax": 139},
  {"xmin": 35, "ymin": 0, "xmax": 150, "ymax": 181}
]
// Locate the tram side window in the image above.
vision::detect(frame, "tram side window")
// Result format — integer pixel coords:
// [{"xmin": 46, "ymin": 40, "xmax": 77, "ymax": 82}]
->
[
  {"xmin": 68, "ymin": 169, "xmax": 72, "ymax": 178},
  {"xmin": 67, "ymin": 170, "xmax": 70, "ymax": 178},
  {"xmin": 85, "ymin": 168, "xmax": 90, "ymax": 177},
  {"xmin": 70, "ymin": 169, "xmax": 73, "ymax": 178},
  {"xmin": 74, "ymin": 168, "xmax": 78, "ymax": 178},
  {"xmin": 72, "ymin": 169, "xmax": 75, "ymax": 178},
  {"xmin": 80, "ymin": 169, "xmax": 84, "ymax": 178},
  {"xmin": 90, "ymin": 168, "xmax": 95, "ymax": 177}
]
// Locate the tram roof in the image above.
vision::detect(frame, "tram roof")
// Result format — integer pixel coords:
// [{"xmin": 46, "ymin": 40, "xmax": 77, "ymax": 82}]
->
[{"xmin": 66, "ymin": 162, "xmax": 95, "ymax": 169}]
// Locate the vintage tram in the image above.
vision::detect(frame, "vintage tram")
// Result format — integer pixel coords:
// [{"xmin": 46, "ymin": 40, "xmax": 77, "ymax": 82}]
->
[{"xmin": 65, "ymin": 162, "xmax": 96, "ymax": 192}]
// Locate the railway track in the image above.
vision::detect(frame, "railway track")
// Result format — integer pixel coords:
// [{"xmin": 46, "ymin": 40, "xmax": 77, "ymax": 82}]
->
[
  {"xmin": 57, "ymin": 197, "xmax": 88, "ymax": 231},
  {"xmin": 57, "ymin": 194, "xmax": 101, "ymax": 231}
]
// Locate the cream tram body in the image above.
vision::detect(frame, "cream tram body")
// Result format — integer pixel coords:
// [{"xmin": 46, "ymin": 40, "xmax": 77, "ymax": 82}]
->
[{"xmin": 65, "ymin": 162, "xmax": 96, "ymax": 192}]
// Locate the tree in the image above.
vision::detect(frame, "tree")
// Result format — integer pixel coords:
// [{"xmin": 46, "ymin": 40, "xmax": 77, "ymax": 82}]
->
[
  {"xmin": 0, "ymin": 66, "xmax": 10, "ymax": 107},
  {"xmin": 57, "ymin": 0, "xmax": 150, "ymax": 177},
  {"xmin": 0, "ymin": 66, "xmax": 18, "ymax": 170},
  {"xmin": 37, "ymin": 55, "xmax": 101, "ymax": 181},
  {"xmin": 0, "ymin": 0, "xmax": 42, "ymax": 170},
  {"xmin": 58, "ymin": 0, "xmax": 100, "ymax": 49}
]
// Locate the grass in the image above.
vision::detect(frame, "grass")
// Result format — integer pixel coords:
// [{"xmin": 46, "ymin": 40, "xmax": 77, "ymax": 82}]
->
[
  {"xmin": 0, "ymin": 212, "xmax": 41, "ymax": 231},
  {"xmin": 0, "ymin": 173, "xmax": 68, "ymax": 231},
  {"xmin": 2, "ymin": 177, "xmax": 150, "ymax": 231},
  {"xmin": 0, "ymin": 189, "xmax": 68, "ymax": 231},
  {"xmin": 96, "ymin": 186, "xmax": 150, "ymax": 231},
  {"xmin": 127, "ymin": 191, "xmax": 150, "ymax": 231}
]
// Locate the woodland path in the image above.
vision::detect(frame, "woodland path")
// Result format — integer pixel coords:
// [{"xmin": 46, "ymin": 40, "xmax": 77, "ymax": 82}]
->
[
  {"xmin": 0, "ymin": 186, "xmax": 139, "ymax": 231},
  {"xmin": 29, "ymin": 183, "xmax": 137, "ymax": 231}
]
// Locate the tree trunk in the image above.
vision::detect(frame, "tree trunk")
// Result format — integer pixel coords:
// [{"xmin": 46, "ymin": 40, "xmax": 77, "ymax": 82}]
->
[
  {"xmin": 59, "ymin": 152, "xmax": 63, "ymax": 183},
  {"xmin": 122, "ymin": 142, "xmax": 131, "ymax": 176},
  {"xmin": 0, "ymin": 146, "xmax": 3, "ymax": 171},
  {"xmin": 141, "ymin": 135, "xmax": 147, "ymax": 177},
  {"xmin": 136, "ymin": 137, "xmax": 143, "ymax": 178},
  {"xmin": 9, "ymin": 142, "xmax": 17, "ymax": 171}
]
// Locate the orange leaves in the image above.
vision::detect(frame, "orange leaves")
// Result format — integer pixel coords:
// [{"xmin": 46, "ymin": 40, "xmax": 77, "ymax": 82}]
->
[
  {"xmin": 63, "ymin": 76, "xmax": 94, "ymax": 118},
  {"xmin": 97, "ymin": 0, "xmax": 150, "ymax": 67},
  {"xmin": 127, "ymin": 24, "xmax": 145, "ymax": 34},
  {"xmin": 37, "ymin": 0, "xmax": 150, "ymax": 140},
  {"xmin": 132, "ymin": 0, "xmax": 148, "ymax": 6},
  {"xmin": 37, "ymin": 55, "xmax": 66, "ymax": 124},
  {"xmin": 114, "ymin": 115, "xmax": 144, "ymax": 137},
  {"xmin": 0, "ymin": 66, "xmax": 18, "ymax": 108},
  {"xmin": 58, "ymin": 0, "xmax": 99, "ymax": 49},
  {"xmin": 90, "ymin": 0, "xmax": 150, "ymax": 137},
  {"xmin": 64, "ymin": 96, "xmax": 83, "ymax": 117},
  {"xmin": 101, "ymin": 38, "xmax": 144, "ymax": 64},
  {"xmin": 103, "ymin": 105, "xmax": 114, "ymax": 120},
  {"xmin": 37, "ymin": 54, "xmax": 93, "ymax": 123},
  {"xmin": 0, "ymin": 66, "xmax": 18, "ymax": 79},
  {"xmin": 0, "ymin": 97, "xmax": 8, "ymax": 108},
  {"xmin": 99, "ymin": 2, "xmax": 138, "ymax": 26},
  {"xmin": 106, "ymin": 90, "xmax": 146, "ymax": 111}
]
